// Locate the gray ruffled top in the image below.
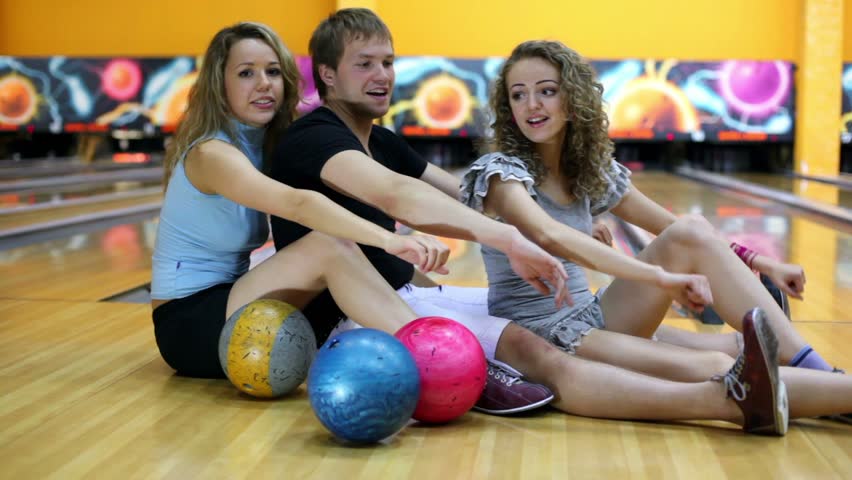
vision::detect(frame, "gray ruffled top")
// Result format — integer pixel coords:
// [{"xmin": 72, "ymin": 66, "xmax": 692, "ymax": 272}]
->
[{"xmin": 460, "ymin": 152, "xmax": 632, "ymax": 324}]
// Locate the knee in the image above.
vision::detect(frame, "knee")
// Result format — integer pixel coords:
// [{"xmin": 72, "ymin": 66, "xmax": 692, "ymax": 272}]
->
[
  {"xmin": 329, "ymin": 237, "xmax": 359, "ymax": 257},
  {"xmin": 500, "ymin": 322, "xmax": 549, "ymax": 351},
  {"xmin": 659, "ymin": 214, "xmax": 715, "ymax": 249},
  {"xmin": 497, "ymin": 323, "xmax": 568, "ymax": 380},
  {"xmin": 304, "ymin": 232, "xmax": 360, "ymax": 265}
]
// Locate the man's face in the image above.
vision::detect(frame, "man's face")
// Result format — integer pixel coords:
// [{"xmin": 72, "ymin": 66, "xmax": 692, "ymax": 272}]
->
[{"xmin": 325, "ymin": 36, "xmax": 395, "ymax": 119}]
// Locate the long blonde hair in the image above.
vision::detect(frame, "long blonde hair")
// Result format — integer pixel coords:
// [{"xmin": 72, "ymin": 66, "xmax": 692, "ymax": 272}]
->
[
  {"xmin": 163, "ymin": 22, "xmax": 301, "ymax": 188},
  {"xmin": 489, "ymin": 40, "xmax": 613, "ymax": 202}
]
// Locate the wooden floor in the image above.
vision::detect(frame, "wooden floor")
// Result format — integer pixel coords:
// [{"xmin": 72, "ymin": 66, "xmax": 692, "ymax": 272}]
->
[{"xmin": 1, "ymin": 172, "xmax": 851, "ymax": 479}]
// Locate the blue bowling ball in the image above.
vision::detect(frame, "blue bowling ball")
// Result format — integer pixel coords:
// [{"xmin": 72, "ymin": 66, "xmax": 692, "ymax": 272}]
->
[{"xmin": 307, "ymin": 328, "xmax": 420, "ymax": 444}]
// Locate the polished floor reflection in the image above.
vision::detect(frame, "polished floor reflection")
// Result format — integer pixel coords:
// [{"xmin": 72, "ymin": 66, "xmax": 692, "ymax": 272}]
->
[
  {"xmin": 733, "ymin": 172, "xmax": 852, "ymax": 210},
  {"xmin": 1, "ymin": 168, "xmax": 851, "ymax": 478}
]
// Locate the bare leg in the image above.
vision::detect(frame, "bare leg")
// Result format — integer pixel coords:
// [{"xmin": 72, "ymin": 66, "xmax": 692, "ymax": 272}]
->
[
  {"xmin": 575, "ymin": 328, "xmax": 735, "ymax": 382},
  {"xmin": 600, "ymin": 215, "xmax": 808, "ymax": 363},
  {"xmin": 783, "ymin": 368, "xmax": 852, "ymax": 418},
  {"xmin": 494, "ymin": 323, "xmax": 741, "ymax": 423},
  {"xmin": 229, "ymin": 232, "xmax": 416, "ymax": 333},
  {"xmin": 575, "ymin": 327, "xmax": 852, "ymax": 419},
  {"xmin": 654, "ymin": 325, "xmax": 740, "ymax": 358}
]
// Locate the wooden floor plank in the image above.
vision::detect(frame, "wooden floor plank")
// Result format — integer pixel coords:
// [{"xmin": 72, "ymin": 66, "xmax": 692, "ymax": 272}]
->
[
  {"xmin": 0, "ymin": 300, "xmax": 156, "ymax": 447},
  {"xmin": 1, "ymin": 299, "xmax": 850, "ymax": 479},
  {"xmin": 2, "ymin": 172, "xmax": 852, "ymax": 478},
  {"xmin": 0, "ymin": 219, "xmax": 156, "ymax": 301}
]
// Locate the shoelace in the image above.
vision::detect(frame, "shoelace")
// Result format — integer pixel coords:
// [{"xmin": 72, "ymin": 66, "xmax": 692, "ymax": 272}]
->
[
  {"xmin": 488, "ymin": 366, "xmax": 521, "ymax": 387},
  {"xmin": 712, "ymin": 354, "xmax": 747, "ymax": 402}
]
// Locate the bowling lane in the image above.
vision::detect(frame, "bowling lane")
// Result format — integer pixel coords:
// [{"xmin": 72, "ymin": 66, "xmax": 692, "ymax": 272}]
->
[
  {"xmin": 0, "ymin": 188, "xmax": 162, "ymax": 233},
  {"xmin": 424, "ymin": 171, "xmax": 852, "ymax": 322},
  {"xmin": 2, "ymin": 170, "xmax": 849, "ymax": 322},
  {"xmin": 0, "ymin": 180, "xmax": 161, "ymax": 208},
  {"xmin": 635, "ymin": 171, "xmax": 813, "ymax": 215},
  {"xmin": 637, "ymin": 172, "xmax": 852, "ymax": 322},
  {"xmin": 732, "ymin": 173, "xmax": 852, "ymax": 210},
  {"xmin": 0, "ymin": 215, "xmax": 159, "ymax": 301},
  {"xmin": 0, "ymin": 155, "xmax": 162, "ymax": 180},
  {"xmin": 0, "ymin": 167, "xmax": 163, "ymax": 234},
  {"xmin": 0, "ymin": 165, "xmax": 163, "ymax": 194}
]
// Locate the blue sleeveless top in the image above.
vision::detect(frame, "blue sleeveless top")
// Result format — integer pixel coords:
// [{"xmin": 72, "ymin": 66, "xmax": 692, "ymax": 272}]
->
[{"xmin": 151, "ymin": 121, "xmax": 270, "ymax": 299}]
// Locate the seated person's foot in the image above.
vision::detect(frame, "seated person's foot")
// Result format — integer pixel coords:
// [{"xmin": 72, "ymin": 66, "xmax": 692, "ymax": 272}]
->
[
  {"xmin": 713, "ymin": 307, "xmax": 788, "ymax": 436},
  {"xmin": 472, "ymin": 359, "xmax": 555, "ymax": 415}
]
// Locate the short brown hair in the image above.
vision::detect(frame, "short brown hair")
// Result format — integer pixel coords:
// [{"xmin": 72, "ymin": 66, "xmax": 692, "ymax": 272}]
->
[{"xmin": 308, "ymin": 8, "xmax": 392, "ymax": 99}]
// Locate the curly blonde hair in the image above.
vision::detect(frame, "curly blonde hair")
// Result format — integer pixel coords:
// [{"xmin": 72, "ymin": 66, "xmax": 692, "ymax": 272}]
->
[
  {"xmin": 488, "ymin": 40, "xmax": 613, "ymax": 202},
  {"xmin": 163, "ymin": 22, "xmax": 302, "ymax": 188}
]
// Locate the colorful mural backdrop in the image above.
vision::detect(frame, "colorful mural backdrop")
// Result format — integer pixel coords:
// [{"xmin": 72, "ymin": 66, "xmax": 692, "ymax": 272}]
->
[
  {"xmin": 0, "ymin": 54, "xmax": 801, "ymax": 143},
  {"xmin": 380, "ymin": 56, "xmax": 501, "ymax": 138},
  {"xmin": 382, "ymin": 57, "xmax": 795, "ymax": 142},
  {"xmin": 0, "ymin": 56, "xmax": 199, "ymax": 133},
  {"xmin": 597, "ymin": 59, "xmax": 794, "ymax": 142}
]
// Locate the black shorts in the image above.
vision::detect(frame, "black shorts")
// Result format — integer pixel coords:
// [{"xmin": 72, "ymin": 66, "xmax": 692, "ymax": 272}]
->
[
  {"xmin": 302, "ymin": 289, "xmax": 347, "ymax": 348},
  {"xmin": 152, "ymin": 283, "xmax": 234, "ymax": 379}
]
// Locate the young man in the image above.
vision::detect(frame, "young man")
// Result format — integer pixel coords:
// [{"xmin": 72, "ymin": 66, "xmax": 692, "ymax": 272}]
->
[
  {"xmin": 268, "ymin": 10, "xmax": 569, "ymax": 415},
  {"xmin": 267, "ymin": 8, "xmax": 788, "ymax": 434}
]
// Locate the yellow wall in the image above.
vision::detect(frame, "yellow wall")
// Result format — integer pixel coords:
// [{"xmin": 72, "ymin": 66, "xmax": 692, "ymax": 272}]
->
[
  {"xmin": 0, "ymin": 0, "xmax": 334, "ymax": 56},
  {"xmin": 379, "ymin": 0, "xmax": 802, "ymax": 60},
  {"xmin": 0, "ymin": 0, "xmax": 836, "ymax": 62},
  {"xmin": 845, "ymin": 0, "xmax": 852, "ymax": 60}
]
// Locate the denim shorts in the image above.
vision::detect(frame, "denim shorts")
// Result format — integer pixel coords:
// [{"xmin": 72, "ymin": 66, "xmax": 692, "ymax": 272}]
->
[{"xmin": 517, "ymin": 291, "xmax": 606, "ymax": 355}]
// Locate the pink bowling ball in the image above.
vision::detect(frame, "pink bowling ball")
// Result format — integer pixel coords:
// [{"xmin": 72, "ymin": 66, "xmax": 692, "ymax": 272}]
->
[{"xmin": 395, "ymin": 316, "xmax": 487, "ymax": 423}]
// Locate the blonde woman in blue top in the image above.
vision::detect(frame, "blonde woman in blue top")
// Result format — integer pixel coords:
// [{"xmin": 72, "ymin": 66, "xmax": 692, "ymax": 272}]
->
[{"xmin": 150, "ymin": 22, "xmax": 460, "ymax": 378}]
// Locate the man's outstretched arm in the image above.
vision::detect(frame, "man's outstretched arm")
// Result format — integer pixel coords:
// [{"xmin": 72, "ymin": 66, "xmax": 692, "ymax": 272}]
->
[{"xmin": 319, "ymin": 149, "xmax": 572, "ymax": 306}]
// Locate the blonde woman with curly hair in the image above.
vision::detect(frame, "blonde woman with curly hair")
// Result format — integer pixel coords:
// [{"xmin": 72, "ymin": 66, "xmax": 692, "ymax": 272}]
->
[
  {"xmin": 461, "ymin": 40, "xmax": 852, "ymax": 425},
  {"xmin": 151, "ymin": 22, "xmax": 453, "ymax": 378}
]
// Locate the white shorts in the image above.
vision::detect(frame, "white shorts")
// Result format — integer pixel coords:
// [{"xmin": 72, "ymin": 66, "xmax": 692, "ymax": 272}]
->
[{"xmin": 328, "ymin": 284, "xmax": 510, "ymax": 360}]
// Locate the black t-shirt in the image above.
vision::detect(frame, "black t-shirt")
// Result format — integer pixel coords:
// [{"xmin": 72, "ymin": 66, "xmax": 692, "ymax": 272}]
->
[{"xmin": 269, "ymin": 107, "xmax": 428, "ymax": 343}]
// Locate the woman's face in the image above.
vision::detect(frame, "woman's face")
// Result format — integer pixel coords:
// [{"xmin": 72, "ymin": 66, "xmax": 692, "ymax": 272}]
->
[
  {"xmin": 224, "ymin": 38, "xmax": 285, "ymax": 127},
  {"xmin": 505, "ymin": 57, "xmax": 568, "ymax": 146}
]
